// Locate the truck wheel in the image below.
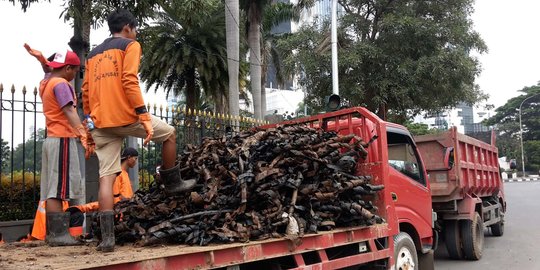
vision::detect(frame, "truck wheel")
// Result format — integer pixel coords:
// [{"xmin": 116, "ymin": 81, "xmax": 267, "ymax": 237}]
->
[
  {"xmin": 394, "ymin": 232, "xmax": 418, "ymax": 270},
  {"xmin": 491, "ymin": 221, "xmax": 504, "ymax": 236},
  {"xmin": 444, "ymin": 220, "xmax": 463, "ymax": 260},
  {"xmin": 460, "ymin": 212, "xmax": 484, "ymax": 260}
]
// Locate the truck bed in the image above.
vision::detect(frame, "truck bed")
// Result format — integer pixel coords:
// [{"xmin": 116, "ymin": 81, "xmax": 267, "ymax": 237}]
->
[
  {"xmin": 0, "ymin": 224, "xmax": 391, "ymax": 270},
  {"xmin": 415, "ymin": 127, "xmax": 502, "ymax": 201}
]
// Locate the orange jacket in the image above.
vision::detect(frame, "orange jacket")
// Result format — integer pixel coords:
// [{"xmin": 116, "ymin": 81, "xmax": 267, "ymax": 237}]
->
[
  {"xmin": 40, "ymin": 77, "xmax": 78, "ymax": 137},
  {"xmin": 30, "ymin": 200, "xmax": 70, "ymax": 241},
  {"xmin": 75, "ymin": 170, "xmax": 134, "ymax": 213},
  {"xmin": 82, "ymin": 37, "xmax": 146, "ymax": 128}
]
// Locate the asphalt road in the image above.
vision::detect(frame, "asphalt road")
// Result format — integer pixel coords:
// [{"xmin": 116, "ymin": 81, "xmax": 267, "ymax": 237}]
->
[{"xmin": 434, "ymin": 181, "xmax": 540, "ymax": 270}]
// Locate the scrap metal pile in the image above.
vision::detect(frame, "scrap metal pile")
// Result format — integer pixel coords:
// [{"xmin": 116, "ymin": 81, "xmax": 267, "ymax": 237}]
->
[{"xmin": 113, "ymin": 125, "xmax": 385, "ymax": 246}]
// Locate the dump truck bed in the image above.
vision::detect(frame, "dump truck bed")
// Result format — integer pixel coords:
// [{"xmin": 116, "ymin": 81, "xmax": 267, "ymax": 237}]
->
[
  {"xmin": 414, "ymin": 127, "xmax": 502, "ymax": 202},
  {"xmin": 0, "ymin": 224, "xmax": 391, "ymax": 270}
]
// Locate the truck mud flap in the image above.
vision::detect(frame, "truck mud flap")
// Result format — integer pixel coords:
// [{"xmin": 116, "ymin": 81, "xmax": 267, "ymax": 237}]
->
[{"xmin": 418, "ymin": 250, "xmax": 435, "ymax": 270}]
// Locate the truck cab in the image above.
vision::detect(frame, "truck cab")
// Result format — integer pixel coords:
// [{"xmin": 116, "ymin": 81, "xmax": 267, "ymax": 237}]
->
[{"xmin": 280, "ymin": 106, "xmax": 436, "ymax": 269}]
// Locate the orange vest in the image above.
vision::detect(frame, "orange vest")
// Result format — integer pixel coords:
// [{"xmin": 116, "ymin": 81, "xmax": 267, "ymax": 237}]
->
[
  {"xmin": 39, "ymin": 77, "xmax": 78, "ymax": 137},
  {"xmin": 30, "ymin": 200, "xmax": 70, "ymax": 240}
]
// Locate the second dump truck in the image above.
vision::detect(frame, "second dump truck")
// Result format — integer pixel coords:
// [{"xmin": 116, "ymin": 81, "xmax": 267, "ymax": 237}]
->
[{"xmin": 415, "ymin": 127, "xmax": 506, "ymax": 260}]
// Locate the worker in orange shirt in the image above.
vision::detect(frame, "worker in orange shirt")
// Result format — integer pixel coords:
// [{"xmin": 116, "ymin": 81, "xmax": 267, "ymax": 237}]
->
[
  {"xmin": 82, "ymin": 9, "xmax": 195, "ymax": 252},
  {"xmin": 69, "ymin": 147, "xmax": 137, "ymax": 214},
  {"xmin": 26, "ymin": 147, "xmax": 137, "ymax": 242},
  {"xmin": 24, "ymin": 43, "xmax": 92, "ymax": 246}
]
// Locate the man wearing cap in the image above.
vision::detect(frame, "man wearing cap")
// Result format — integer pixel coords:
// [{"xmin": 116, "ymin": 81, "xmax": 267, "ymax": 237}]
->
[
  {"xmin": 69, "ymin": 147, "xmax": 137, "ymax": 214},
  {"xmin": 82, "ymin": 9, "xmax": 195, "ymax": 252},
  {"xmin": 24, "ymin": 44, "xmax": 93, "ymax": 246}
]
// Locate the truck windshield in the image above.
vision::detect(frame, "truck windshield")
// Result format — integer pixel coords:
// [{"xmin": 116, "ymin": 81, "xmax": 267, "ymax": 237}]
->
[{"xmin": 387, "ymin": 132, "xmax": 426, "ymax": 186}]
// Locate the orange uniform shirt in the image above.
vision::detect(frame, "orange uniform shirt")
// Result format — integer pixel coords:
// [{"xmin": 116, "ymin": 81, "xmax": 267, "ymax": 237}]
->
[
  {"xmin": 39, "ymin": 77, "xmax": 77, "ymax": 137},
  {"xmin": 75, "ymin": 169, "xmax": 134, "ymax": 213},
  {"xmin": 82, "ymin": 37, "xmax": 146, "ymax": 128},
  {"xmin": 30, "ymin": 200, "xmax": 70, "ymax": 241}
]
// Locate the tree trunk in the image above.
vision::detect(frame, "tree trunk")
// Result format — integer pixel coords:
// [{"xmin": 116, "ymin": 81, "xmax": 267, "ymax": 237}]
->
[
  {"xmin": 186, "ymin": 68, "xmax": 197, "ymax": 111},
  {"xmin": 69, "ymin": 0, "xmax": 91, "ymax": 112},
  {"xmin": 248, "ymin": 7, "xmax": 262, "ymax": 120},
  {"xmin": 225, "ymin": 0, "xmax": 240, "ymax": 119},
  {"xmin": 261, "ymin": 51, "xmax": 267, "ymax": 118}
]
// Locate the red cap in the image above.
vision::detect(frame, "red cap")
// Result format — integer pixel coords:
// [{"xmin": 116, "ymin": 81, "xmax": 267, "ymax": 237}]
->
[{"xmin": 46, "ymin": 50, "xmax": 80, "ymax": 69}]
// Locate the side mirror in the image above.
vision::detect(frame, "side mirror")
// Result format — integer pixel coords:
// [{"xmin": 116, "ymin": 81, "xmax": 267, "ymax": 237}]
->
[{"xmin": 444, "ymin": 147, "xmax": 455, "ymax": 169}]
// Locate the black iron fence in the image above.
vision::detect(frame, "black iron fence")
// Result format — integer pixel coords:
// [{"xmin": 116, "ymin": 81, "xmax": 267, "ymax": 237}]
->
[{"xmin": 0, "ymin": 83, "xmax": 263, "ymax": 221}]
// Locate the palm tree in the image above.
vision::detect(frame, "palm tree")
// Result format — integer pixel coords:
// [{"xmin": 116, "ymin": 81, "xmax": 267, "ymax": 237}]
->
[
  {"xmin": 225, "ymin": 0, "xmax": 240, "ymax": 118},
  {"xmin": 241, "ymin": 0, "xmax": 314, "ymax": 119},
  {"xmin": 138, "ymin": 0, "xmax": 228, "ymax": 111}
]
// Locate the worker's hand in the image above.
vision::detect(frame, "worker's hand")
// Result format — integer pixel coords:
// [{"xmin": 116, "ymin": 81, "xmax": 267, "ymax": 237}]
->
[
  {"xmin": 74, "ymin": 124, "xmax": 88, "ymax": 149},
  {"xmin": 82, "ymin": 119, "xmax": 96, "ymax": 159},
  {"xmin": 139, "ymin": 113, "xmax": 154, "ymax": 146},
  {"xmin": 23, "ymin": 43, "xmax": 47, "ymax": 64},
  {"xmin": 85, "ymin": 132, "xmax": 96, "ymax": 159}
]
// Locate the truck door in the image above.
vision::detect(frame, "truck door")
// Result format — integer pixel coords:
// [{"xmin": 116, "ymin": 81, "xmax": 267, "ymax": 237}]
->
[{"xmin": 386, "ymin": 128, "xmax": 433, "ymax": 247}]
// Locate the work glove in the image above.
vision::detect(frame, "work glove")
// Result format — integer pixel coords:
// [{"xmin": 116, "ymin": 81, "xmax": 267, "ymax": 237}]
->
[
  {"xmin": 23, "ymin": 43, "xmax": 48, "ymax": 65},
  {"xmin": 73, "ymin": 124, "xmax": 88, "ymax": 150},
  {"xmin": 85, "ymin": 132, "xmax": 96, "ymax": 159},
  {"xmin": 82, "ymin": 119, "xmax": 96, "ymax": 159},
  {"xmin": 139, "ymin": 112, "xmax": 154, "ymax": 146}
]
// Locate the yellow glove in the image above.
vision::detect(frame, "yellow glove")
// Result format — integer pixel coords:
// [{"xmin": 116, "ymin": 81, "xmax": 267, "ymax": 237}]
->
[{"xmin": 139, "ymin": 113, "xmax": 154, "ymax": 146}]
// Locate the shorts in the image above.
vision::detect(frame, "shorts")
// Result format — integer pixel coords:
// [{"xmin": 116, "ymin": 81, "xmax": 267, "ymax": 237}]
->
[
  {"xmin": 91, "ymin": 115, "xmax": 174, "ymax": 177},
  {"xmin": 40, "ymin": 137, "xmax": 84, "ymax": 201}
]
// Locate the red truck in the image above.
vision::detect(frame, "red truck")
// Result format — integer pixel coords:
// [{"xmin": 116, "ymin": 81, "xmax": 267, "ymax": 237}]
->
[
  {"xmin": 1, "ymin": 107, "xmax": 436, "ymax": 270},
  {"xmin": 415, "ymin": 127, "xmax": 506, "ymax": 260}
]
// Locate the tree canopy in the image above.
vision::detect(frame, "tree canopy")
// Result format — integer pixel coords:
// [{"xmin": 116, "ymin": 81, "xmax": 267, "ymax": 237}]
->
[
  {"xmin": 279, "ymin": 0, "xmax": 487, "ymax": 121},
  {"xmin": 486, "ymin": 84, "xmax": 540, "ymax": 172}
]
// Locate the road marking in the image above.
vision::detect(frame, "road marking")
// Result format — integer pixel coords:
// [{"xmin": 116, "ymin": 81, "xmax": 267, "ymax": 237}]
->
[{"xmin": 504, "ymin": 177, "xmax": 540, "ymax": 183}]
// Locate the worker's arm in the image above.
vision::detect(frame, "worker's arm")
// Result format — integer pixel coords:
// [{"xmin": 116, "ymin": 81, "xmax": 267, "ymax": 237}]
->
[
  {"xmin": 122, "ymin": 41, "xmax": 146, "ymax": 111},
  {"xmin": 24, "ymin": 43, "xmax": 52, "ymax": 73},
  {"xmin": 118, "ymin": 171, "xmax": 134, "ymax": 200},
  {"xmin": 69, "ymin": 201, "xmax": 99, "ymax": 213},
  {"xmin": 122, "ymin": 41, "xmax": 153, "ymax": 145}
]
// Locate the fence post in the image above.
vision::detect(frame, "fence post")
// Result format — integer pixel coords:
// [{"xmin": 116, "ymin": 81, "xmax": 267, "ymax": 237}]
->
[{"xmin": 127, "ymin": 136, "xmax": 139, "ymax": 191}]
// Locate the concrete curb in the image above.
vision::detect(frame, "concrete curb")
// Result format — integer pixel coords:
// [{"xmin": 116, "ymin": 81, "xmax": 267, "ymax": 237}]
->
[{"xmin": 503, "ymin": 177, "xmax": 540, "ymax": 183}]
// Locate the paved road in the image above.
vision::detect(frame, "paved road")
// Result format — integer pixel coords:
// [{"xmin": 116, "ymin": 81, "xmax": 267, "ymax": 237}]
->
[{"xmin": 434, "ymin": 181, "xmax": 540, "ymax": 270}]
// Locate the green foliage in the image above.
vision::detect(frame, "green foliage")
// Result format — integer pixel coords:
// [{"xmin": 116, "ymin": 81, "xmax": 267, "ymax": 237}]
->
[
  {"xmin": 405, "ymin": 122, "xmax": 440, "ymax": 136},
  {"xmin": 0, "ymin": 139, "xmax": 9, "ymax": 173},
  {"xmin": 138, "ymin": 169, "xmax": 155, "ymax": 191},
  {"xmin": 0, "ymin": 171, "xmax": 40, "ymax": 221},
  {"xmin": 10, "ymin": 128, "xmax": 45, "ymax": 172},
  {"xmin": 139, "ymin": 0, "xmax": 228, "ymax": 111},
  {"xmin": 6, "ymin": 0, "xmax": 42, "ymax": 12},
  {"xmin": 485, "ymin": 84, "xmax": 540, "ymax": 172},
  {"xmin": 279, "ymin": 0, "xmax": 487, "ymax": 119},
  {"xmin": 524, "ymin": 140, "xmax": 540, "ymax": 173}
]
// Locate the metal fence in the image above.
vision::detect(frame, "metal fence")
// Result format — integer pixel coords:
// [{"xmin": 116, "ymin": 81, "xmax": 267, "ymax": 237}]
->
[{"xmin": 0, "ymin": 83, "xmax": 264, "ymax": 221}]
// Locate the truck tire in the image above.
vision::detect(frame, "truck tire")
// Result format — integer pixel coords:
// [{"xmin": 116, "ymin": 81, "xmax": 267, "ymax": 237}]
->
[
  {"xmin": 460, "ymin": 212, "xmax": 484, "ymax": 260},
  {"xmin": 394, "ymin": 232, "xmax": 418, "ymax": 270},
  {"xmin": 491, "ymin": 220, "xmax": 504, "ymax": 236},
  {"xmin": 444, "ymin": 220, "xmax": 463, "ymax": 260}
]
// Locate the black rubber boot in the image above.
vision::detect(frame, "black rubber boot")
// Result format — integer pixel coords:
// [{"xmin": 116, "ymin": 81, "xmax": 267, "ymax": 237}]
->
[
  {"xmin": 160, "ymin": 163, "xmax": 196, "ymax": 195},
  {"xmin": 96, "ymin": 211, "xmax": 115, "ymax": 252},
  {"xmin": 45, "ymin": 212, "xmax": 83, "ymax": 246}
]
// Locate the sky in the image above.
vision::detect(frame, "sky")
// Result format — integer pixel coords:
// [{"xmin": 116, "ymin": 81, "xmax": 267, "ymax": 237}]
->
[{"xmin": 0, "ymin": 0, "xmax": 539, "ymax": 144}]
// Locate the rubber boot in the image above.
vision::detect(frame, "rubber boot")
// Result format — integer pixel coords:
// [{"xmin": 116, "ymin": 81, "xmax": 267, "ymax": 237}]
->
[
  {"xmin": 96, "ymin": 211, "xmax": 115, "ymax": 252},
  {"xmin": 160, "ymin": 163, "xmax": 196, "ymax": 195},
  {"xmin": 45, "ymin": 212, "xmax": 82, "ymax": 246}
]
